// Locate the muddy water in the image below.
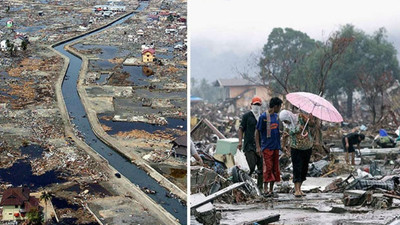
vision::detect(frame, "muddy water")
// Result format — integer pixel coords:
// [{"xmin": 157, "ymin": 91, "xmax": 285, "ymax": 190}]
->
[{"xmin": 53, "ymin": 3, "xmax": 186, "ymax": 223}]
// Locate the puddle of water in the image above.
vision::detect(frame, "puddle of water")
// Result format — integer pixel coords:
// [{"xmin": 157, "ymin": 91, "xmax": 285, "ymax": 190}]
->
[
  {"xmin": 99, "ymin": 117, "xmax": 186, "ymax": 136},
  {"xmin": 0, "ymin": 145, "xmax": 64, "ymax": 190},
  {"xmin": 0, "ymin": 71, "xmax": 20, "ymax": 100},
  {"xmin": 51, "ymin": 197, "xmax": 80, "ymax": 210},
  {"xmin": 89, "ymin": 59, "xmax": 115, "ymax": 70},
  {"xmin": 65, "ymin": 184, "xmax": 81, "ymax": 193},
  {"xmin": 74, "ymin": 44, "xmax": 130, "ymax": 59},
  {"xmin": 96, "ymin": 73, "xmax": 110, "ymax": 84},
  {"xmin": 122, "ymin": 65, "xmax": 152, "ymax": 86},
  {"xmin": 156, "ymin": 47, "xmax": 174, "ymax": 59},
  {"xmin": 20, "ymin": 144, "xmax": 44, "ymax": 159},
  {"xmin": 0, "ymin": 160, "xmax": 64, "ymax": 190}
]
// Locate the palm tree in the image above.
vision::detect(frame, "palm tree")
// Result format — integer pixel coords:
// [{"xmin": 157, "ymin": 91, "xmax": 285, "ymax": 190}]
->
[{"xmin": 40, "ymin": 191, "xmax": 52, "ymax": 222}]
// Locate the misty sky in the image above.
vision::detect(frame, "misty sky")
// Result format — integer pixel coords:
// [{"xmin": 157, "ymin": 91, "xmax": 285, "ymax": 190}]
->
[{"xmin": 189, "ymin": 0, "xmax": 400, "ymax": 82}]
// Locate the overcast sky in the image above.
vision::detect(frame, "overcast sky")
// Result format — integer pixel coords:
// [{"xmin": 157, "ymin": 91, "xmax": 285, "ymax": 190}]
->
[{"xmin": 189, "ymin": 0, "xmax": 400, "ymax": 82}]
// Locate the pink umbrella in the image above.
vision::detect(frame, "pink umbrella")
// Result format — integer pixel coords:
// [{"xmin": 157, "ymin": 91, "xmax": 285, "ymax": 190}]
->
[{"xmin": 286, "ymin": 92, "xmax": 343, "ymax": 135}]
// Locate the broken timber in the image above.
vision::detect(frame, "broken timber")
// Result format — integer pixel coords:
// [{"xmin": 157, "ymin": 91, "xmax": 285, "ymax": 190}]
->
[
  {"xmin": 190, "ymin": 182, "xmax": 245, "ymax": 209},
  {"xmin": 243, "ymin": 214, "xmax": 281, "ymax": 225}
]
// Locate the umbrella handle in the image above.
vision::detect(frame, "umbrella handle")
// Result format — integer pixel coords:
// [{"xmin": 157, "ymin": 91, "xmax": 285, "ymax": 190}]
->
[{"xmin": 301, "ymin": 118, "xmax": 310, "ymax": 137}]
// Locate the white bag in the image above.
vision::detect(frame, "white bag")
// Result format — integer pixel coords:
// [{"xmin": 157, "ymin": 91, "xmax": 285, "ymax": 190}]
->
[{"xmin": 234, "ymin": 149, "xmax": 250, "ymax": 172}]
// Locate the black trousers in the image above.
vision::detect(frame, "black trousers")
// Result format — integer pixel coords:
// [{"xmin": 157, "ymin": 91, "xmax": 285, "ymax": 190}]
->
[
  {"xmin": 245, "ymin": 150, "xmax": 263, "ymax": 189},
  {"xmin": 291, "ymin": 148, "xmax": 312, "ymax": 183},
  {"xmin": 342, "ymin": 137, "xmax": 355, "ymax": 153}
]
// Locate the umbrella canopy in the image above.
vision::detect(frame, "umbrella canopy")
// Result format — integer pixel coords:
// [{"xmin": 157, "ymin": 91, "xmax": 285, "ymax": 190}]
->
[{"xmin": 286, "ymin": 92, "xmax": 343, "ymax": 123}]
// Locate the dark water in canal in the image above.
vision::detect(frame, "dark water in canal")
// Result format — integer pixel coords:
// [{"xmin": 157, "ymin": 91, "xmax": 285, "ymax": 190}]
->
[{"xmin": 54, "ymin": 3, "xmax": 186, "ymax": 223}]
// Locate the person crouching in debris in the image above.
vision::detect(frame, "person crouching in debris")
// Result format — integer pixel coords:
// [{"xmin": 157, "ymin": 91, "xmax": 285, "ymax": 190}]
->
[
  {"xmin": 342, "ymin": 133, "xmax": 365, "ymax": 165},
  {"xmin": 280, "ymin": 110, "xmax": 314, "ymax": 198},
  {"xmin": 255, "ymin": 97, "xmax": 283, "ymax": 197},
  {"xmin": 375, "ymin": 129, "xmax": 396, "ymax": 148},
  {"xmin": 191, "ymin": 139, "xmax": 204, "ymax": 166},
  {"xmin": 238, "ymin": 96, "xmax": 263, "ymax": 191}
]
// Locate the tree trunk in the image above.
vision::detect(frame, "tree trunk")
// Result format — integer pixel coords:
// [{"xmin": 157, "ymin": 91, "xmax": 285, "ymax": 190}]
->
[
  {"xmin": 380, "ymin": 91, "xmax": 385, "ymax": 120},
  {"xmin": 372, "ymin": 104, "xmax": 376, "ymax": 124},
  {"xmin": 346, "ymin": 89, "xmax": 353, "ymax": 119},
  {"xmin": 332, "ymin": 94, "xmax": 340, "ymax": 114}
]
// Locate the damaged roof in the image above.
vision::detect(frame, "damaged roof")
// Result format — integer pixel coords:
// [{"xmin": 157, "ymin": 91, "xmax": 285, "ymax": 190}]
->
[{"xmin": 173, "ymin": 135, "xmax": 187, "ymax": 147}]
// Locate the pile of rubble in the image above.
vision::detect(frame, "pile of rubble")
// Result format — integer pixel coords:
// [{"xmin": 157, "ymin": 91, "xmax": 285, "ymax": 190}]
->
[{"xmin": 190, "ymin": 109, "xmax": 400, "ymax": 224}]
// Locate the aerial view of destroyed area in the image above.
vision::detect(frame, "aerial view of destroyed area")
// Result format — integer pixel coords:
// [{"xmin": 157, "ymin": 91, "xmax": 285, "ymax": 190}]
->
[
  {"xmin": 190, "ymin": 0, "xmax": 400, "ymax": 224},
  {"xmin": 0, "ymin": 0, "xmax": 187, "ymax": 224}
]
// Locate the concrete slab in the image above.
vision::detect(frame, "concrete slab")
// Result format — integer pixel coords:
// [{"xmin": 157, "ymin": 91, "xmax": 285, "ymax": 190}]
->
[
  {"xmin": 87, "ymin": 97, "xmax": 114, "ymax": 113},
  {"xmin": 88, "ymin": 196, "xmax": 163, "ymax": 225}
]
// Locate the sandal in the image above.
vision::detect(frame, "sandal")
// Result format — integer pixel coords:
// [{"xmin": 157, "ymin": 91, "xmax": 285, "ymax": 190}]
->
[{"xmin": 293, "ymin": 193, "xmax": 303, "ymax": 198}]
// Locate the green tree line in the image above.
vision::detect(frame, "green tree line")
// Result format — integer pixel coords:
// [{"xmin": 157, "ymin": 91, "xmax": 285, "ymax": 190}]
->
[{"xmin": 238, "ymin": 24, "xmax": 399, "ymax": 123}]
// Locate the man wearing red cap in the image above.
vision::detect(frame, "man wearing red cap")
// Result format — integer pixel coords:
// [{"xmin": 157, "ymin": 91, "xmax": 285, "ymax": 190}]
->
[{"xmin": 238, "ymin": 96, "xmax": 263, "ymax": 190}]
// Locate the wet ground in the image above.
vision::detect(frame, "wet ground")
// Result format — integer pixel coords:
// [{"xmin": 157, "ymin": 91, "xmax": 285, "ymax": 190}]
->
[
  {"xmin": 191, "ymin": 193, "xmax": 400, "ymax": 225},
  {"xmin": 0, "ymin": 145, "xmax": 65, "ymax": 190}
]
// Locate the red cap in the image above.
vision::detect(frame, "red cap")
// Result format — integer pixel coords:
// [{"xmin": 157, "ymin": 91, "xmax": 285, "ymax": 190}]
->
[{"xmin": 251, "ymin": 96, "xmax": 262, "ymax": 105}]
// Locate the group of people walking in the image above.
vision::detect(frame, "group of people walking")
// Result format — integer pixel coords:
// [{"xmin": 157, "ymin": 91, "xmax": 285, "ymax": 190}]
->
[
  {"xmin": 238, "ymin": 96, "xmax": 352, "ymax": 197},
  {"xmin": 239, "ymin": 96, "xmax": 312, "ymax": 197}
]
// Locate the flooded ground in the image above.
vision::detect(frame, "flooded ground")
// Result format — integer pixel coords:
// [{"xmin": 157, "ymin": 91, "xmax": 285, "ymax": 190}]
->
[
  {"xmin": 0, "ymin": 160, "xmax": 64, "ymax": 189},
  {"xmin": 0, "ymin": 145, "xmax": 65, "ymax": 190},
  {"xmin": 99, "ymin": 116, "xmax": 186, "ymax": 136}
]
